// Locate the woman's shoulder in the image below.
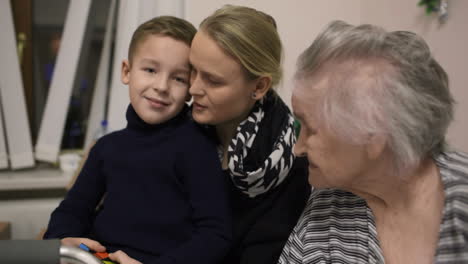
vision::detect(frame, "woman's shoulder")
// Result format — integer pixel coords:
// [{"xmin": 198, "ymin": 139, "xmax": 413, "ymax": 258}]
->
[
  {"xmin": 436, "ymin": 150, "xmax": 468, "ymax": 193},
  {"xmin": 435, "ymin": 150, "xmax": 468, "ymax": 262},
  {"xmin": 304, "ymin": 188, "xmax": 367, "ymax": 218},
  {"xmin": 437, "ymin": 150, "xmax": 468, "ymax": 226},
  {"xmin": 294, "ymin": 189, "xmax": 368, "ymax": 234},
  {"xmin": 281, "ymin": 188, "xmax": 379, "ymax": 264}
]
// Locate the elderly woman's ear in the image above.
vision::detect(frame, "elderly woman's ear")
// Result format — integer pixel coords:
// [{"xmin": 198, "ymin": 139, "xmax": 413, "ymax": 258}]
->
[{"xmin": 366, "ymin": 134, "xmax": 386, "ymax": 160}]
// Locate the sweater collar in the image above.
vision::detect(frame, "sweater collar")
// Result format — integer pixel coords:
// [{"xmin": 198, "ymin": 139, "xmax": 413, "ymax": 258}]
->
[{"xmin": 125, "ymin": 103, "xmax": 188, "ymax": 133}]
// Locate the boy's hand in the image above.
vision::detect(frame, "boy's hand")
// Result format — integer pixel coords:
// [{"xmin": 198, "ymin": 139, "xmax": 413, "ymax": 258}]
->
[
  {"xmin": 61, "ymin": 237, "xmax": 106, "ymax": 252},
  {"xmin": 109, "ymin": 250, "xmax": 142, "ymax": 264}
]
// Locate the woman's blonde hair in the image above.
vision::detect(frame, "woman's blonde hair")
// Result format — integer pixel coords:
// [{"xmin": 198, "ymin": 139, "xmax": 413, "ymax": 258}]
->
[{"xmin": 200, "ymin": 5, "xmax": 283, "ymax": 89}]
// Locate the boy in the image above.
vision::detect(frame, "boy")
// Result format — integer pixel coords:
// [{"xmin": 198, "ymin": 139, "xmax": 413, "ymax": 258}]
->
[{"xmin": 44, "ymin": 16, "xmax": 231, "ymax": 264}]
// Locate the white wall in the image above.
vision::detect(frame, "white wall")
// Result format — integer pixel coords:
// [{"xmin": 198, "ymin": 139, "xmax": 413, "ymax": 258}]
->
[{"xmin": 186, "ymin": 0, "xmax": 468, "ymax": 152}]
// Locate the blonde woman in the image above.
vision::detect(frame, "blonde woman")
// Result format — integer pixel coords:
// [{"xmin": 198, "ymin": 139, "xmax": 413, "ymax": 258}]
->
[{"xmin": 189, "ymin": 5, "xmax": 310, "ymax": 264}]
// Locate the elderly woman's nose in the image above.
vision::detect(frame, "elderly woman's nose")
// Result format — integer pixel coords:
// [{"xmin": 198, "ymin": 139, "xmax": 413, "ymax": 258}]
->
[{"xmin": 294, "ymin": 134, "xmax": 307, "ymax": 157}]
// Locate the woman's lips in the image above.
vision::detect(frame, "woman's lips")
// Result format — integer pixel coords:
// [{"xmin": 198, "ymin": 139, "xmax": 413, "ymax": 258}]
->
[{"xmin": 193, "ymin": 102, "xmax": 207, "ymax": 111}]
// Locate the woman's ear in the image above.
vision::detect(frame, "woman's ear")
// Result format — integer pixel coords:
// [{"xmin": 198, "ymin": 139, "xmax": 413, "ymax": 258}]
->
[
  {"xmin": 366, "ymin": 134, "xmax": 386, "ymax": 160},
  {"xmin": 121, "ymin": 59, "xmax": 131, "ymax": 85},
  {"xmin": 252, "ymin": 76, "xmax": 272, "ymax": 100}
]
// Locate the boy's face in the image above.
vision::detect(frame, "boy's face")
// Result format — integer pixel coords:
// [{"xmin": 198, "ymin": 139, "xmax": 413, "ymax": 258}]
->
[{"xmin": 121, "ymin": 34, "xmax": 190, "ymax": 125}]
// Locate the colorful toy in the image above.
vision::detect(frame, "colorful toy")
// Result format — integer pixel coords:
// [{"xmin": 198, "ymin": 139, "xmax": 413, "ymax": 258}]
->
[{"xmin": 79, "ymin": 243, "xmax": 117, "ymax": 264}]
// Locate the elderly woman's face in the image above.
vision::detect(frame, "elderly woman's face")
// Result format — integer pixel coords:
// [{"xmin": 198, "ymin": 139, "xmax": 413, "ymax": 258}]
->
[
  {"xmin": 189, "ymin": 31, "xmax": 257, "ymax": 127},
  {"xmin": 292, "ymin": 77, "xmax": 370, "ymax": 189}
]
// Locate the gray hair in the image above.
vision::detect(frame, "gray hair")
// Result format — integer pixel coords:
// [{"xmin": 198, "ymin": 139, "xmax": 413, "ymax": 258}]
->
[{"xmin": 295, "ymin": 20, "xmax": 454, "ymax": 174}]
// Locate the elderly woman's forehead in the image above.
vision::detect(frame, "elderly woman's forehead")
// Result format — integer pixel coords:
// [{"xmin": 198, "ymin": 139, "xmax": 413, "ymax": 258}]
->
[
  {"xmin": 293, "ymin": 76, "xmax": 327, "ymax": 101},
  {"xmin": 326, "ymin": 59, "xmax": 390, "ymax": 77},
  {"xmin": 298, "ymin": 59, "xmax": 393, "ymax": 91}
]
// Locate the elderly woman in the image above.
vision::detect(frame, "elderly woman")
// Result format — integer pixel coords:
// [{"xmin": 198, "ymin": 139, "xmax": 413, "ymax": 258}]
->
[{"xmin": 279, "ymin": 21, "xmax": 468, "ymax": 263}]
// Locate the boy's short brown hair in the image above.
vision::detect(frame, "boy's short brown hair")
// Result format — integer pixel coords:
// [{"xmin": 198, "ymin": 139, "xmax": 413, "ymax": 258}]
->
[{"xmin": 128, "ymin": 16, "xmax": 196, "ymax": 62}]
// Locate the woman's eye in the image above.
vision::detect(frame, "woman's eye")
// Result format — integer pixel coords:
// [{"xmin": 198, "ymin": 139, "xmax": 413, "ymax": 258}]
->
[
  {"xmin": 306, "ymin": 125, "xmax": 318, "ymax": 135},
  {"xmin": 207, "ymin": 78, "xmax": 221, "ymax": 86}
]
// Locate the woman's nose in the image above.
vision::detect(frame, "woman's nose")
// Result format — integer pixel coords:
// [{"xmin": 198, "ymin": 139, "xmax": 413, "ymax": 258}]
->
[
  {"xmin": 189, "ymin": 75, "xmax": 204, "ymax": 96},
  {"xmin": 294, "ymin": 132, "xmax": 307, "ymax": 157}
]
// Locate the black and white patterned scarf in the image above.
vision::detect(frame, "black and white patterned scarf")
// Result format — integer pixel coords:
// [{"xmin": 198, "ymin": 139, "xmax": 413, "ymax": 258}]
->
[{"xmin": 227, "ymin": 93, "xmax": 296, "ymax": 198}]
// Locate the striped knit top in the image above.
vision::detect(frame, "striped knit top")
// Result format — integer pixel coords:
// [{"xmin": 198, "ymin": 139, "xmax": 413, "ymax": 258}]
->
[{"xmin": 278, "ymin": 151, "xmax": 468, "ymax": 263}]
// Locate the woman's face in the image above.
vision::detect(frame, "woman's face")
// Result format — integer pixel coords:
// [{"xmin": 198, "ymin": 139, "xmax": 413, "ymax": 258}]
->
[
  {"xmin": 189, "ymin": 31, "xmax": 257, "ymax": 127},
  {"xmin": 292, "ymin": 77, "xmax": 370, "ymax": 189}
]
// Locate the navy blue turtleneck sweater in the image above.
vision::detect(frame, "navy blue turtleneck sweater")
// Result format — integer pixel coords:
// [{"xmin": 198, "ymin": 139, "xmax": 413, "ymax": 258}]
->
[{"xmin": 44, "ymin": 104, "xmax": 232, "ymax": 263}]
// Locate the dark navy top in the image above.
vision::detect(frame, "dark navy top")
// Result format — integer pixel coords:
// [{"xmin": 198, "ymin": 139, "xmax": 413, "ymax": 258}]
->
[{"xmin": 44, "ymin": 104, "xmax": 232, "ymax": 264}]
